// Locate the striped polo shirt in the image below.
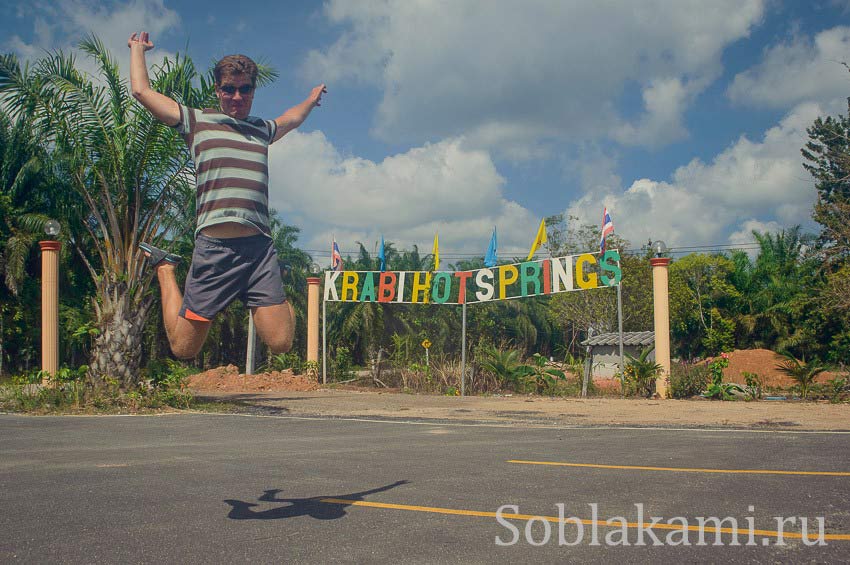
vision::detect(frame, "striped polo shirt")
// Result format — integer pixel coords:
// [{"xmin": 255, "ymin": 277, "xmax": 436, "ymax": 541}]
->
[{"xmin": 173, "ymin": 104, "xmax": 278, "ymax": 237}]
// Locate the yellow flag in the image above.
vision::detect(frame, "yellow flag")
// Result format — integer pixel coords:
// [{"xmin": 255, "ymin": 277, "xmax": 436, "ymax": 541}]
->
[
  {"xmin": 526, "ymin": 219, "xmax": 547, "ymax": 260},
  {"xmin": 433, "ymin": 233, "xmax": 440, "ymax": 271}
]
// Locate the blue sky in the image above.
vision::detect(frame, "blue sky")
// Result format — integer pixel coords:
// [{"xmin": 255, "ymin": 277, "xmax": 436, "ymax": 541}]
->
[{"xmin": 3, "ymin": 0, "xmax": 850, "ymax": 263}]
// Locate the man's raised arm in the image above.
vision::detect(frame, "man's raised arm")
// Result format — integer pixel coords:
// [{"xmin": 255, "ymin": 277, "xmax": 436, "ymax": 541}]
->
[
  {"xmin": 272, "ymin": 84, "xmax": 327, "ymax": 142},
  {"xmin": 128, "ymin": 31, "xmax": 181, "ymax": 127}
]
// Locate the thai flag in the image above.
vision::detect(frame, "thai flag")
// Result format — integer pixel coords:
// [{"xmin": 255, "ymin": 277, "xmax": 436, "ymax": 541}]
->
[
  {"xmin": 600, "ymin": 207, "xmax": 614, "ymax": 253},
  {"xmin": 331, "ymin": 240, "xmax": 343, "ymax": 271}
]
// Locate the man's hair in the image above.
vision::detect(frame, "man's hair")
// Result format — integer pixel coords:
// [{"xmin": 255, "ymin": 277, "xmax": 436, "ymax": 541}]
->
[{"xmin": 214, "ymin": 55, "xmax": 259, "ymax": 86}]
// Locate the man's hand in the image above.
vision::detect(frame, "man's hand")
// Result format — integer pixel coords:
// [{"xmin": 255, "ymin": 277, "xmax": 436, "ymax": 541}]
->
[
  {"xmin": 272, "ymin": 84, "xmax": 327, "ymax": 141},
  {"xmin": 128, "ymin": 31, "xmax": 154, "ymax": 51},
  {"xmin": 309, "ymin": 84, "xmax": 327, "ymax": 108},
  {"xmin": 128, "ymin": 30, "xmax": 180, "ymax": 126}
]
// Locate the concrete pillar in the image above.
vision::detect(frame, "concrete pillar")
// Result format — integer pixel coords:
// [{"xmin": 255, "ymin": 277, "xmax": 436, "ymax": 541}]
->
[
  {"xmin": 40, "ymin": 241, "xmax": 61, "ymax": 383},
  {"xmin": 306, "ymin": 277, "xmax": 321, "ymax": 363},
  {"xmin": 650, "ymin": 257, "xmax": 671, "ymax": 398}
]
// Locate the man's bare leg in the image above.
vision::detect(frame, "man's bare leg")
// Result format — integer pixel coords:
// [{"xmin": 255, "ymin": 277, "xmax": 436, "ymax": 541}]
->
[
  {"xmin": 155, "ymin": 264, "xmax": 211, "ymax": 359},
  {"xmin": 252, "ymin": 302, "xmax": 295, "ymax": 354}
]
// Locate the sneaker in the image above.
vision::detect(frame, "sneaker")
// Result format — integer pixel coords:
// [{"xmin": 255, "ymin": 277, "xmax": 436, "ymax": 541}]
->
[{"xmin": 139, "ymin": 242, "xmax": 182, "ymax": 268}]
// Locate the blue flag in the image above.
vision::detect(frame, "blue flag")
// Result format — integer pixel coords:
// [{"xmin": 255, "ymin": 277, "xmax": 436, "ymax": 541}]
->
[
  {"xmin": 484, "ymin": 227, "xmax": 498, "ymax": 267},
  {"xmin": 378, "ymin": 235, "xmax": 386, "ymax": 272}
]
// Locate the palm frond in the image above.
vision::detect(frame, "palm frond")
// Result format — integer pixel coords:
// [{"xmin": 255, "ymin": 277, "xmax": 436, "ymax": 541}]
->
[
  {"xmin": 3, "ymin": 233, "xmax": 34, "ymax": 295},
  {"xmin": 79, "ymin": 34, "xmax": 130, "ymax": 131}
]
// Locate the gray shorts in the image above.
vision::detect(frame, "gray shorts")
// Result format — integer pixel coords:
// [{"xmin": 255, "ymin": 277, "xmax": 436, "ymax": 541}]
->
[{"xmin": 180, "ymin": 233, "xmax": 286, "ymax": 322}]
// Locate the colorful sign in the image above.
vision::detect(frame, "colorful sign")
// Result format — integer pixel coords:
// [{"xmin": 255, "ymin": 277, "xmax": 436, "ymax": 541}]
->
[{"xmin": 323, "ymin": 250, "xmax": 622, "ymax": 304}]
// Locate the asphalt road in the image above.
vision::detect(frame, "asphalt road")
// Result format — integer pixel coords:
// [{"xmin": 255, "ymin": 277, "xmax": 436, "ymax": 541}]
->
[{"xmin": 1, "ymin": 413, "xmax": 849, "ymax": 563}]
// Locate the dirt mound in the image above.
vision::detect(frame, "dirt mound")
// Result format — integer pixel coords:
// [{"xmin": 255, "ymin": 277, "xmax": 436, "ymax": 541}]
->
[
  {"xmin": 719, "ymin": 349, "xmax": 837, "ymax": 388},
  {"xmin": 185, "ymin": 364, "xmax": 319, "ymax": 392}
]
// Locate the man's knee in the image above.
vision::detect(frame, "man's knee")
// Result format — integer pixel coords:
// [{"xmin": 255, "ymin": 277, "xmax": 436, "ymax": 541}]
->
[
  {"xmin": 167, "ymin": 319, "xmax": 209, "ymax": 360},
  {"xmin": 170, "ymin": 340, "xmax": 202, "ymax": 360},
  {"xmin": 253, "ymin": 302, "xmax": 295, "ymax": 354},
  {"xmin": 267, "ymin": 334, "xmax": 294, "ymax": 355}
]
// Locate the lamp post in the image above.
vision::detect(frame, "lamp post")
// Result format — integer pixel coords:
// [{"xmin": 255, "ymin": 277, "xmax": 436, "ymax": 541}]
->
[
  {"xmin": 40, "ymin": 219, "xmax": 61, "ymax": 384},
  {"xmin": 650, "ymin": 240, "xmax": 671, "ymax": 398},
  {"xmin": 306, "ymin": 263, "xmax": 321, "ymax": 366}
]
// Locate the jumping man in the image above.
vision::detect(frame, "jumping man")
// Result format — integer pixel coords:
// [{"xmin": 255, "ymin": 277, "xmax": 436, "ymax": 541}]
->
[{"xmin": 129, "ymin": 31, "xmax": 326, "ymax": 359}]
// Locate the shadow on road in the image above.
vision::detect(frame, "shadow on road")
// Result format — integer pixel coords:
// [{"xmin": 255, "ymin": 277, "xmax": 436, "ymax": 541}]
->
[{"xmin": 223, "ymin": 480, "xmax": 409, "ymax": 520}]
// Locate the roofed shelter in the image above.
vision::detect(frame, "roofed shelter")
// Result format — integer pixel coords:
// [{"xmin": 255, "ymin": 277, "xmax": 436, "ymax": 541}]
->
[{"xmin": 581, "ymin": 331, "xmax": 655, "ymax": 378}]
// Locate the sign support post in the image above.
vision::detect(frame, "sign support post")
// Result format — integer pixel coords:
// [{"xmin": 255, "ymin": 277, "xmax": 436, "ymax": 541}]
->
[
  {"xmin": 246, "ymin": 313, "xmax": 256, "ymax": 375},
  {"xmin": 461, "ymin": 302, "xmax": 467, "ymax": 397},
  {"xmin": 322, "ymin": 297, "xmax": 327, "ymax": 384},
  {"xmin": 617, "ymin": 282, "xmax": 625, "ymax": 397}
]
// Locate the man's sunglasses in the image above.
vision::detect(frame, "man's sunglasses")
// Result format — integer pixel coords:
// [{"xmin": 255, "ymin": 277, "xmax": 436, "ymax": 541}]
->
[{"xmin": 219, "ymin": 84, "xmax": 255, "ymax": 96}]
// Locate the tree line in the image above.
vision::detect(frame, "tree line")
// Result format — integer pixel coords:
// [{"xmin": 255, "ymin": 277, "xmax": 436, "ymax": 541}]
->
[{"xmin": 0, "ymin": 40, "xmax": 848, "ymax": 387}]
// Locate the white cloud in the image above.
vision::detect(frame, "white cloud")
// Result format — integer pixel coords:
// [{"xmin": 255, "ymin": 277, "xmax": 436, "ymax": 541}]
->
[
  {"xmin": 4, "ymin": 0, "xmax": 180, "ymax": 79},
  {"xmin": 611, "ymin": 77, "xmax": 692, "ymax": 147},
  {"xmin": 268, "ymin": 131, "xmax": 541, "ymax": 258},
  {"xmin": 303, "ymin": 0, "xmax": 765, "ymax": 153},
  {"xmin": 728, "ymin": 219, "xmax": 783, "ymax": 244},
  {"xmin": 567, "ymin": 102, "xmax": 826, "ymax": 249},
  {"xmin": 728, "ymin": 26, "xmax": 850, "ymax": 108}
]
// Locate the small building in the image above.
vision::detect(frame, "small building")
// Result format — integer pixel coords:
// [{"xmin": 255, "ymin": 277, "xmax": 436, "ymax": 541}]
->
[{"xmin": 580, "ymin": 331, "xmax": 655, "ymax": 378}]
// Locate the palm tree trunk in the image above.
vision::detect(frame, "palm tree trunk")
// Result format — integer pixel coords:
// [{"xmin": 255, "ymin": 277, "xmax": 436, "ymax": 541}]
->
[{"xmin": 88, "ymin": 283, "xmax": 151, "ymax": 390}]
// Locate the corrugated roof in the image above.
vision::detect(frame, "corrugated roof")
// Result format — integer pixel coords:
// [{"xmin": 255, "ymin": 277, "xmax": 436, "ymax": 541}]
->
[{"xmin": 581, "ymin": 331, "xmax": 655, "ymax": 347}]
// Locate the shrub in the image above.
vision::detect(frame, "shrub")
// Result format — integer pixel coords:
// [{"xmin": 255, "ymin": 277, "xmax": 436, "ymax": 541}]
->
[
  {"xmin": 669, "ymin": 362, "xmax": 709, "ymax": 399},
  {"xmin": 775, "ymin": 352, "xmax": 827, "ymax": 400},
  {"xmin": 624, "ymin": 346, "xmax": 662, "ymax": 398},
  {"xmin": 303, "ymin": 360, "xmax": 320, "ymax": 380},
  {"xmin": 520, "ymin": 353, "xmax": 568, "ymax": 395},
  {"xmin": 702, "ymin": 353, "xmax": 744, "ymax": 400},
  {"xmin": 0, "ymin": 361, "xmax": 195, "ymax": 413},
  {"xmin": 262, "ymin": 352, "xmax": 303, "ymax": 374},
  {"xmin": 149, "ymin": 366, "xmax": 193, "ymax": 409},
  {"xmin": 742, "ymin": 372, "xmax": 765, "ymax": 401},
  {"xmin": 331, "ymin": 346, "xmax": 355, "ymax": 381},
  {"xmin": 827, "ymin": 375, "xmax": 848, "ymax": 403},
  {"xmin": 477, "ymin": 344, "xmax": 527, "ymax": 391},
  {"xmin": 390, "ymin": 333, "xmax": 414, "ymax": 369}
]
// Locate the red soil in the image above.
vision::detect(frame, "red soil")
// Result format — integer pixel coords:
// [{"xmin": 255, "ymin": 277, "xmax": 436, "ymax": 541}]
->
[
  {"xmin": 712, "ymin": 348, "xmax": 840, "ymax": 388},
  {"xmin": 185, "ymin": 364, "xmax": 319, "ymax": 392}
]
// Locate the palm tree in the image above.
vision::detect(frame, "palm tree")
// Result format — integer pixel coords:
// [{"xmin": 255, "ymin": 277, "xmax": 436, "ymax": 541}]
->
[
  {"xmin": 0, "ymin": 37, "xmax": 261, "ymax": 388},
  {"xmin": 750, "ymin": 228, "xmax": 814, "ymax": 352},
  {"xmin": 0, "ymin": 112, "xmax": 57, "ymax": 296},
  {"xmin": 775, "ymin": 351, "xmax": 826, "ymax": 400},
  {"xmin": 625, "ymin": 346, "xmax": 662, "ymax": 398},
  {"xmin": 477, "ymin": 344, "xmax": 526, "ymax": 389},
  {"xmin": 0, "ymin": 111, "xmax": 56, "ymax": 377}
]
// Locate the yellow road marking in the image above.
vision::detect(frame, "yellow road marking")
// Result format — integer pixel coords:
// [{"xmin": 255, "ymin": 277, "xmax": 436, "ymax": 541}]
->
[
  {"xmin": 320, "ymin": 498, "xmax": 850, "ymax": 541},
  {"xmin": 507, "ymin": 460, "xmax": 850, "ymax": 476}
]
